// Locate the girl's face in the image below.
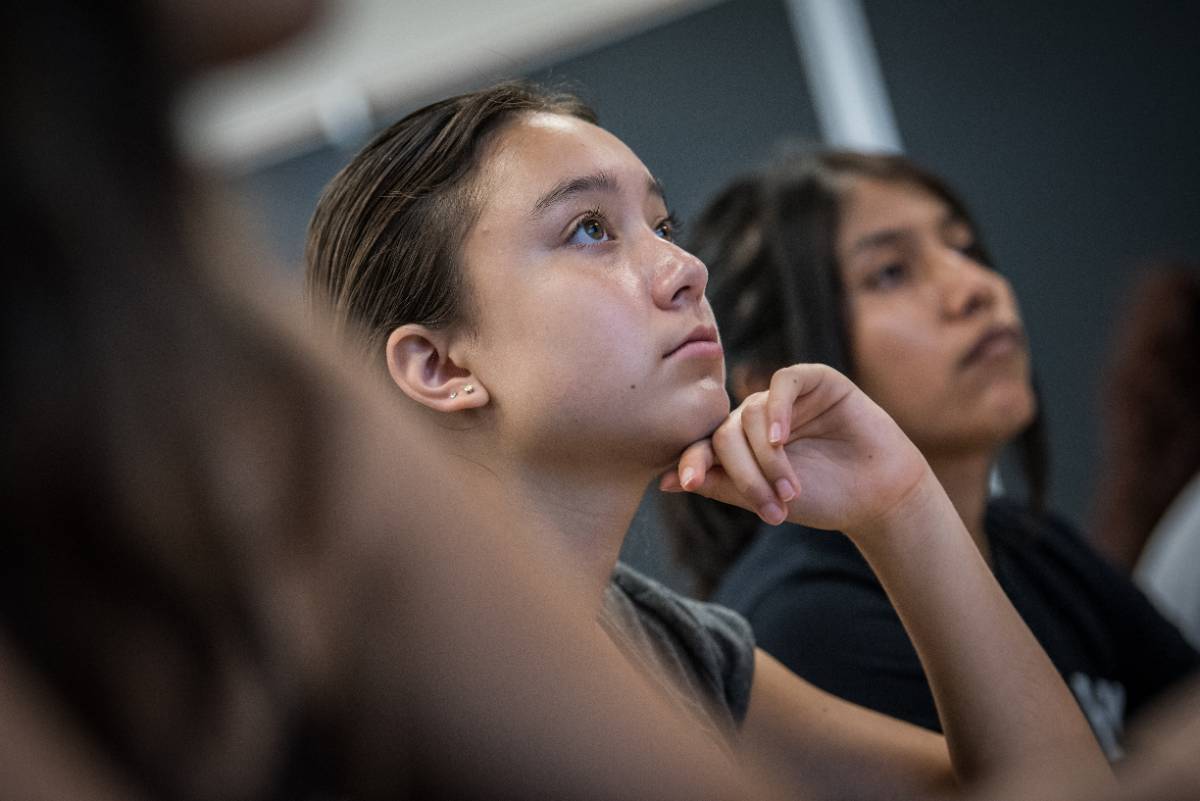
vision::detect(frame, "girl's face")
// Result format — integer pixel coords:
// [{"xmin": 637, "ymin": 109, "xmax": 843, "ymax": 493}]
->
[
  {"xmin": 837, "ymin": 178, "xmax": 1036, "ymax": 457},
  {"xmin": 459, "ymin": 113, "xmax": 728, "ymax": 469}
]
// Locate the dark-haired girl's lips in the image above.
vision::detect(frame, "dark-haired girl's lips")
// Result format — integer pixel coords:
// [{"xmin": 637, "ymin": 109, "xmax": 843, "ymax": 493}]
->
[{"xmin": 960, "ymin": 325, "xmax": 1024, "ymax": 367}]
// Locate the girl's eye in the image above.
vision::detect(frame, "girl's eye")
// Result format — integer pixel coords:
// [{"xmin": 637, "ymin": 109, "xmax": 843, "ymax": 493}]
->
[
  {"xmin": 867, "ymin": 262, "xmax": 907, "ymax": 289},
  {"xmin": 655, "ymin": 216, "xmax": 678, "ymax": 242},
  {"xmin": 567, "ymin": 215, "xmax": 611, "ymax": 246}
]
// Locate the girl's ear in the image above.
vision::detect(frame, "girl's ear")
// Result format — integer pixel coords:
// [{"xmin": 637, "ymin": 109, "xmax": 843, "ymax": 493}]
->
[{"xmin": 385, "ymin": 324, "xmax": 490, "ymax": 412}]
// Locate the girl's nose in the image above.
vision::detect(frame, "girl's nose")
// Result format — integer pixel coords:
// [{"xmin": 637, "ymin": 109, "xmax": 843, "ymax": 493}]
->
[
  {"xmin": 652, "ymin": 238, "xmax": 709, "ymax": 310},
  {"xmin": 940, "ymin": 251, "xmax": 997, "ymax": 319}
]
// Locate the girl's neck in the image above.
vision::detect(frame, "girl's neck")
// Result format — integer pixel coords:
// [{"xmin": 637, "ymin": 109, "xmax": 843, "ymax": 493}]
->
[
  {"xmin": 501, "ymin": 459, "xmax": 654, "ymax": 606},
  {"xmin": 924, "ymin": 448, "xmax": 996, "ymax": 564}
]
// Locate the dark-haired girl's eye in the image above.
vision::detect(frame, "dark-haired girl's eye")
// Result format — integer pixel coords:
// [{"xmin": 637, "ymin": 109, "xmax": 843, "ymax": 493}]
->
[
  {"xmin": 867, "ymin": 262, "xmax": 908, "ymax": 289},
  {"xmin": 567, "ymin": 214, "xmax": 611, "ymax": 246}
]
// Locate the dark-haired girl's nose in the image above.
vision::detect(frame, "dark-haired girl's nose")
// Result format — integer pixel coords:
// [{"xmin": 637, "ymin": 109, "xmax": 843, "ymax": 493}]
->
[
  {"xmin": 652, "ymin": 240, "xmax": 709, "ymax": 310},
  {"xmin": 940, "ymin": 252, "xmax": 996, "ymax": 319}
]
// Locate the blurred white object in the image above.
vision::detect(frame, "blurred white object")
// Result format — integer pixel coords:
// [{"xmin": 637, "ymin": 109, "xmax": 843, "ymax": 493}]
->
[
  {"xmin": 785, "ymin": 0, "xmax": 902, "ymax": 153},
  {"xmin": 1135, "ymin": 471, "xmax": 1200, "ymax": 649},
  {"xmin": 177, "ymin": 0, "xmax": 720, "ymax": 172}
]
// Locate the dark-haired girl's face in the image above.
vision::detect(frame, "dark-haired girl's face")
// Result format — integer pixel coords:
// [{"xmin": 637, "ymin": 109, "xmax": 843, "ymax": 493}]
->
[
  {"xmin": 837, "ymin": 179, "xmax": 1035, "ymax": 457},
  {"xmin": 457, "ymin": 113, "xmax": 728, "ymax": 468}
]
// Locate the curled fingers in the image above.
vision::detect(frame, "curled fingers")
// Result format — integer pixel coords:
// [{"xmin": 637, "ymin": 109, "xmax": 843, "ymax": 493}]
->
[
  {"xmin": 740, "ymin": 396, "xmax": 801, "ymax": 508},
  {"xmin": 710, "ymin": 408, "xmax": 788, "ymax": 525}
]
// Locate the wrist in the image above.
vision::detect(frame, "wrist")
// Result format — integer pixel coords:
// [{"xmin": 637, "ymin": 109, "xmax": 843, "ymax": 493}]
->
[{"xmin": 845, "ymin": 466, "xmax": 954, "ymax": 554}]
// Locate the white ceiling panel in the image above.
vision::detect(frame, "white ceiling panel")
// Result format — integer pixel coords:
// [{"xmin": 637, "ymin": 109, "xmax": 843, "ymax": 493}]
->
[{"xmin": 177, "ymin": 0, "xmax": 721, "ymax": 171}]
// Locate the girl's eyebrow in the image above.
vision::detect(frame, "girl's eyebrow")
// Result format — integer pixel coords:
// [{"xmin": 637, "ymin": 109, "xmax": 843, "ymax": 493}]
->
[
  {"xmin": 530, "ymin": 171, "xmax": 667, "ymax": 217},
  {"xmin": 850, "ymin": 227, "xmax": 912, "ymax": 256},
  {"xmin": 852, "ymin": 212, "xmax": 962, "ymax": 256},
  {"xmin": 531, "ymin": 170, "xmax": 618, "ymax": 217}
]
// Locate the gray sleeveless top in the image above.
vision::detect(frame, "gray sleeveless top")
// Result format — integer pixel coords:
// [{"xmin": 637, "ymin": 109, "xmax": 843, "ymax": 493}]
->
[{"xmin": 600, "ymin": 562, "xmax": 756, "ymax": 744}]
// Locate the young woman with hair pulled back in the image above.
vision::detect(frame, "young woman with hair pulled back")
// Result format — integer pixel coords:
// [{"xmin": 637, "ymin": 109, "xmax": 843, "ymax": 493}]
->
[
  {"xmin": 0, "ymin": 5, "xmax": 790, "ymax": 797},
  {"xmin": 307, "ymin": 82, "xmax": 1115, "ymax": 798},
  {"xmin": 669, "ymin": 149, "xmax": 1197, "ymax": 755}
]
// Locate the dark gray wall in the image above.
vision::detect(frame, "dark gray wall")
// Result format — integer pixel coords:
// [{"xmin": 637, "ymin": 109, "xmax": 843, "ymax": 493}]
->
[{"xmin": 863, "ymin": 0, "xmax": 1200, "ymax": 532}]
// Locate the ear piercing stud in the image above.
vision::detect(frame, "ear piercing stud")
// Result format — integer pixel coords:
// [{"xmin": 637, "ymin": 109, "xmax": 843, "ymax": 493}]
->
[
  {"xmin": 449, "ymin": 391, "xmax": 458, "ymax": 400},
  {"xmin": 463, "ymin": 384, "xmax": 476, "ymax": 395}
]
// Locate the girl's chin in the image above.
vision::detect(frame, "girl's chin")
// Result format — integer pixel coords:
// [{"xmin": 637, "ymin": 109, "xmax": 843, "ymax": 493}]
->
[
  {"xmin": 960, "ymin": 382, "xmax": 1036, "ymax": 442},
  {"xmin": 644, "ymin": 412, "xmax": 732, "ymax": 472},
  {"xmin": 688, "ymin": 396, "xmax": 733, "ymax": 443},
  {"xmin": 697, "ymin": 377, "xmax": 733, "ymax": 418},
  {"xmin": 977, "ymin": 405, "xmax": 1040, "ymax": 451},
  {"xmin": 994, "ymin": 390, "xmax": 1038, "ymax": 435},
  {"xmin": 911, "ymin": 397, "xmax": 1038, "ymax": 455}
]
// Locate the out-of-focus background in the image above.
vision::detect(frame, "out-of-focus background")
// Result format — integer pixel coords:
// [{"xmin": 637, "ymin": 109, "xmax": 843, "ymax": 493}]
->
[{"xmin": 178, "ymin": 0, "xmax": 1200, "ymax": 593}]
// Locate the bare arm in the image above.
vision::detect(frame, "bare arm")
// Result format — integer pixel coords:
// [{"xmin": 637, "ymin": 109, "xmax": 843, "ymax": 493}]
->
[
  {"xmin": 741, "ymin": 649, "xmax": 955, "ymax": 800},
  {"xmin": 970, "ymin": 675, "xmax": 1200, "ymax": 801},
  {"xmin": 850, "ymin": 467, "xmax": 1105, "ymax": 787},
  {"xmin": 665, "ymin": 363, "xmax": 1113, "ymax": 798}
]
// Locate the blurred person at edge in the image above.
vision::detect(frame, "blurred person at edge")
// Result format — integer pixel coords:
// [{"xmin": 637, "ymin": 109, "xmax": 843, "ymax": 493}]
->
[
  {"xmin": 1093, "ymin": 265, "xmax": 1200, "ymax": 648},
  {"xmin": 0, "ymin": 2, "xmax": 796, "ymax": 800},
  {"xmin": 665, "ymin": 149, "xmax": 1198, "ymax": 760}
]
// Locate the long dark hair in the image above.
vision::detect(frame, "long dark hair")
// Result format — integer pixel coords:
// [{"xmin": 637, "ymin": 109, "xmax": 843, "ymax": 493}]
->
[{"xmin": 667, "ymin": 149, "xmax": 1048, "ymax": 597}]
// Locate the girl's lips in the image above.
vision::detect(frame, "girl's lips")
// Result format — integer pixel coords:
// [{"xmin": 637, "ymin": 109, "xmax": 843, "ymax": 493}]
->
[
  {"xmin": 667, "ymin": 339, "xmax": 724, "ymax": 360},
  {"xmin": 960, "ymin": 324, "xmax": 1025, "ymax": 368},
  {"xmin": 664, "ymin": 324, "xmax": 721, "ymax": 359}
]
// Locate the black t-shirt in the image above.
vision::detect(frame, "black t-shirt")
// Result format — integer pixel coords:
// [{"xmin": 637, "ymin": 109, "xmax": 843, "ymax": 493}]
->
[{"xmin": 711, "ymin": 498, "xmax": 1199, "ymax": 758}]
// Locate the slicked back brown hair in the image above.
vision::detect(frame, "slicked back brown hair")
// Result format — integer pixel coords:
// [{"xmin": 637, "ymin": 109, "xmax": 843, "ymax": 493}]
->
[{"xmin": 305, "ymin": 81, "xmax": 596, "ymax": 361}]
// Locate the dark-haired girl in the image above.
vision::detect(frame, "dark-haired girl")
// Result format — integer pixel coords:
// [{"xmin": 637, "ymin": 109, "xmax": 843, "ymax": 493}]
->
[
  {"xmin": 307, "ymin": 84, "xmax": 1114, "ymax": 797},
  {"xmin": 671, "ymin": 150, "xmax": 1197, "ymax": 759}
]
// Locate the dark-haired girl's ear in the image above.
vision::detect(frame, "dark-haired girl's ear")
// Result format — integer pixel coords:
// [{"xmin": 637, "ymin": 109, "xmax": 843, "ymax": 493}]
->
[{"xmin": 385, "ymin": 325, "xmax": 490, "ymax": 412}]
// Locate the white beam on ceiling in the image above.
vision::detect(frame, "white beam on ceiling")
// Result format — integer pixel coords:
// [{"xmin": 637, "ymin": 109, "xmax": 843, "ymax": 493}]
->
[
  {"xmin": 176, "ymin": 0, "xmax": 722, "ymax": 172},
  {"xmin": 784, "ymin": 0, "xmax": 903, "ymax": 152}
]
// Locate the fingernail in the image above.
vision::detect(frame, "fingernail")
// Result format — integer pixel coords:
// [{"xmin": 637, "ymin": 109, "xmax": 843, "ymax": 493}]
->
[
  {"xmin": 680, "ymin": 467, "xmax": 695, "ymax": 489},
  {"xmin": 775, "ymin": 478, "xmax": 796, "ymax": 502},
  {"xmin": 769, "ymin": 423, "xmax": 782, "ymax": 444},
  {"xmin": 761, "ymin": 503, "xmax": 785, "ymax": 525}
]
